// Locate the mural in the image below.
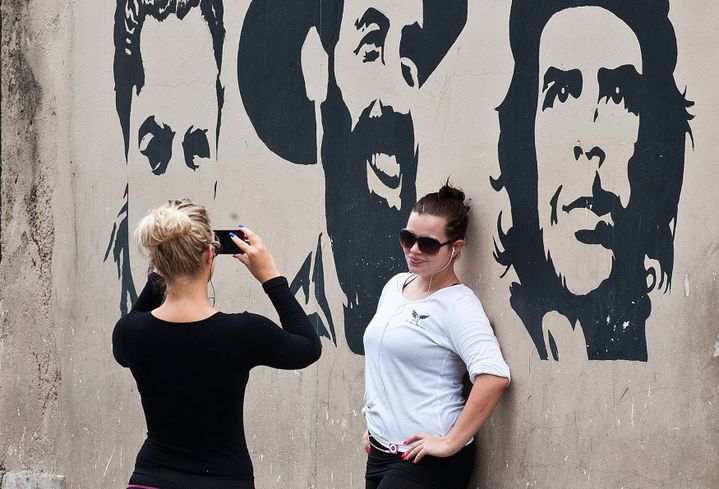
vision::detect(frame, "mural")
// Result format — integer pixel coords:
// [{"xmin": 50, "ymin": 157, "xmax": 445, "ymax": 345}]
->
[
  {"xmin": 109, "ymin": 0, "xmax": 226, "ymax": 313},
  {"xmin": 238, "ymin": 0, "xmax": 467, "ymax": 353},
  {"xmin": 104, "ymin": 0, "xmax": 692, "ymax": 362},
  {"xmin": 492, "ymin": 0, "xmax": 693, "ymax": 361}
]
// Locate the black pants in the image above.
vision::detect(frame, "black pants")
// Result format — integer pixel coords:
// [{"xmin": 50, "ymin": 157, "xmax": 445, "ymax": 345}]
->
[{"xmin": 365, "ymin": 437, "xmax": 476, "ymax": 489}]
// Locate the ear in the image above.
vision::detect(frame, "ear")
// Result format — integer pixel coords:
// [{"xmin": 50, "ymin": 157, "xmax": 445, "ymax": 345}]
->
[
  {"xmin": 205, "ymin": 245, "xmax": 215, "ymax": 265},
  {"xmin": 452, "ymin": 239, "xmax": 466, "ymax": 257}
]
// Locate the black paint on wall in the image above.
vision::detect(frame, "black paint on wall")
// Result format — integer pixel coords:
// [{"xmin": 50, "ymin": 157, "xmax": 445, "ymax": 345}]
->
[
  {"xmin": 493, "ymin": 0, "xmax": 693, "ymax": 361},
  {"xmin": 109, "ymin": 0, "xmax": 225, "ymax": 313},
  {"xmin": 113, "ymin": 0, "xmax": 225, "ymax": 160},
  {"xmin": 239, "ymin": 0, "xmax": 467, "ymax": 354}
]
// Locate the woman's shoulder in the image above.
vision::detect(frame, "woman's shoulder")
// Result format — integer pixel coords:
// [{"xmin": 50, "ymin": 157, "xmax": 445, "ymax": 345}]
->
[
  {"xmin": 445, "ymin": 285, "xmax": 486, "ymax": 316},
  {"xmin": 381, "ymin": 272, "xmax": 412, "ymax": 296},
  {"xmin": 117, "ymin": 310, "xmax": 154, "ymax": 328},
  {"xmin": 219, "ymin": 310, "xmax": 277, "ymax": 331}
]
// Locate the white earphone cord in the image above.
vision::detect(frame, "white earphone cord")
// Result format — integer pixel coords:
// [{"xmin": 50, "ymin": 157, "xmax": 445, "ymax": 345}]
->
[{"xmin": 426, "ymin": 247, "xmax": 456, "ymax": 293}]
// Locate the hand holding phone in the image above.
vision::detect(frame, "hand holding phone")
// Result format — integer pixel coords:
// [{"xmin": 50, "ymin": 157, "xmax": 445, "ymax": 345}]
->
[
  {"xmin": 213, "ymin": 229, "xmax": 247, "ymax": 254},
  {"xmin": 228, "ymin": 226, "xmax": 280, "ymax": 284}
]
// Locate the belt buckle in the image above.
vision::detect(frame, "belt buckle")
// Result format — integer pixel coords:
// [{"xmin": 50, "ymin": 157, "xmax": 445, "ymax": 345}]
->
[{"xmin": 389, "ymin": 443, "xmax": 398, "ymax": 454}]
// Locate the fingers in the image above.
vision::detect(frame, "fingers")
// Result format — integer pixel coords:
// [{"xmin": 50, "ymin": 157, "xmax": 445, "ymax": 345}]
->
[
  {"xmin": 362, "ymin": 429, "xmax": 370, "ymax": 454},
  {"xmin": 402, "ymin": 434, "xmax": 422, "ymax": 462},
  {"xmin": 402, "ymin": 441, "xmax": 422, "ymax": 462},
  {"xmin": 401, "ymin": 433, "xmax": 434, "ymax": 464},
  {"xmin": 238, "ymin": 226, "xmax": 260, "ymax": 245},
  {"xmin": 403, "ymin": 445, "xmax": 427, "ymax": 464},
  {"xmin": 230, "ymin": 233, "xmax": 249, "ymax": 253},
  {"xmin": 403, "ymin": 433, "xmax": 423, "ymax": 445}
]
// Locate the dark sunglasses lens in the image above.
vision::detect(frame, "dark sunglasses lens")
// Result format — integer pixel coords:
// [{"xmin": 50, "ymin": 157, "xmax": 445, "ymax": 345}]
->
[
  {"xmin": 399, "ymin": 230, "xmax": 443, "ymax": 255},
  {"xmin": 417, "ymin": 237, "xmax": 442, "ymax": 254},
  {"xmin": 399, "ymin": 230, "xmax": 416, "ymax": 249}
]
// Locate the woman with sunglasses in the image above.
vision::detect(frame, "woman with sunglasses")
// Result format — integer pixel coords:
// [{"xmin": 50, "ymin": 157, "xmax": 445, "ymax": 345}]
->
[
  {"xmin": 112, "ymin": 199, "xmax": 321, "ymax": 489},
  {"xmin": 362, "ymin": 183, "xmax": 510, "ymax": 489}
]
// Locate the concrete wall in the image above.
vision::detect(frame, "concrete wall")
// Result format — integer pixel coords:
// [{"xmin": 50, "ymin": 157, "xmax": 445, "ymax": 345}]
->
[{"xmin": 1, "ymin": 0, "xmax": 717, "ymax": 487}]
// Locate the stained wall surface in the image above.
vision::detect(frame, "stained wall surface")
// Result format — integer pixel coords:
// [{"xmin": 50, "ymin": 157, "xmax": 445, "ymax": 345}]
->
[{"xmin": 1, "ymin": 0, "xmax": 717, "ymax": 488}]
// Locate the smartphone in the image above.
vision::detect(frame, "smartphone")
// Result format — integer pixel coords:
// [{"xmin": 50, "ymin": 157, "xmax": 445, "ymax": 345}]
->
[{"xmin": 213, "ymin": 229, "xmax": 246, "ymax": 254}]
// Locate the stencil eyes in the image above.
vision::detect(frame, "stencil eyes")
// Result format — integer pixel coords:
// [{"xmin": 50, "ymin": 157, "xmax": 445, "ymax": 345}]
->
[
  {"xmin": 353, "ymin": 8, "xmax": 389, "ymax": 64},
  {"xmin": 598, "ymin": 65, "xmax": 642, "ymax": 116},
  {"xmin": 138, "ymin": 115, "xmax": 175, "ymax": 175},
  {"xmin": 541, "ymin": 64, "xmax": 642, "ymax": 116},
  {"xmin": 138, "ymin": 117, "xmax": 211, "ymax": 173},
  {"xmin": 182, "ymin": 126, "xmax": 210, "ymax": 171},
  {"xmin": 542, "ymin": 67, "xmax": 582, "ymax": 111}
]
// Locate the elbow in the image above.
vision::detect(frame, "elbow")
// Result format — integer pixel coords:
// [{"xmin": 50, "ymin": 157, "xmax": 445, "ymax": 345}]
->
[
  {"xmin": 297, "ymin": 339, "xmax": 322, "ymax": 369},
  {"xmin": 497, "ymin": 375, "xmax": 510, "ymax": 393},
  {"xmin": 310, "ymin": 340, "xmax": 323, "ymax": 364}
]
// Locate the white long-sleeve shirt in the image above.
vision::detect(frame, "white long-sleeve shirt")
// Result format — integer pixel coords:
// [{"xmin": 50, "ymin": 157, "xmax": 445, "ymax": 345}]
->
[{"xmin": 362, "ymin": 273, "xmax": 510, "ymax": 452}]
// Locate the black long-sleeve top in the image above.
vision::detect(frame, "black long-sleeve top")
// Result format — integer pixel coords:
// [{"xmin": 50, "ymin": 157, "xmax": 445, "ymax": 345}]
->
[{"xmin": 112, "ymin": 275, "xmax": 321, "ymax": 489}]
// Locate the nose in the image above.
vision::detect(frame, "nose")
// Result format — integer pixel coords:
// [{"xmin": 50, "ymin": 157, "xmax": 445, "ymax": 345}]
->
[
  {"xmin": 573, "ymin": 144, "xmax": 606, "ymax": 169},
  {"xmin": 368, "ymin": 99, "xmax": 383, "ymax": 119}
]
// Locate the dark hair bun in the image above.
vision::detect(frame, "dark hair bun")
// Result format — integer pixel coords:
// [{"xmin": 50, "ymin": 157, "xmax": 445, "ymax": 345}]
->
[
  {"xmin": 413, "ymin": 179, "xmax": 471, "ymax": 242},
  {"xmin": 439, "ymin": 180, "xmax": 471, "ymax": 214},
  {"xmin": 438, "ymin": 183, "xmax": 466, "ymax": 202}
]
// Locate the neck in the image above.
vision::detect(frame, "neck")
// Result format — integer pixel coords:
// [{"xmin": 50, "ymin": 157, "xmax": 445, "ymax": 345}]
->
[
  {"xmin": 414, "ymin": 262, "xmax": 458, "ymax": 294},
  {"xmin": 164, "ymin": 273, "xmax": 213, "ymax": 309}
]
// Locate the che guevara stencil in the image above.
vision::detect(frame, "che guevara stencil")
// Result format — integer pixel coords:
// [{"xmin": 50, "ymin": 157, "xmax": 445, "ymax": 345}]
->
[
  {"xmin": 493, "ymin": 0, "xmax": 693, "ymax": 361},
  {"xmin": 239, "ymin": 0, "xmax": 467, "ymax": 354},
  {"xmin": 109, "ymin": 0, "xmax": 225, "ymax": 313}
]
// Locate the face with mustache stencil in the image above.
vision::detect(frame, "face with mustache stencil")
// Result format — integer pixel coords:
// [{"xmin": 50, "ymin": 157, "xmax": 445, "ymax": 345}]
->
[
  {"xmin": 317, "ymin": 0, "xmax": 423, "ymax": 352},
  {"xmin": 333, "ymin": 0, "xmax": 422, "ymax": 210},
  {"xmin": 535, "ymin": 7, "xmax": 641, "ymax": 295}
]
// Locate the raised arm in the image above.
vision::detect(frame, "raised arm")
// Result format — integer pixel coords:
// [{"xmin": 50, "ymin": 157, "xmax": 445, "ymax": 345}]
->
[
  {"xmin": 230, "ymin": 226, "xmax": 321, "ymax": 369},
  {"xmin": 130, "ymin": 272, "xmax": 165, "ymax": 314},
  {"xmin": 246, "ymin": 276, "xmax": 321, "ymax": 369}
]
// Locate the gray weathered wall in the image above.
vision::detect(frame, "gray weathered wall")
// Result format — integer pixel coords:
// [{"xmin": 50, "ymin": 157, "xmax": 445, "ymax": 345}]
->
[{"xmin": 1, "ymin": 0, "xmax": 717, "ymax": 488}]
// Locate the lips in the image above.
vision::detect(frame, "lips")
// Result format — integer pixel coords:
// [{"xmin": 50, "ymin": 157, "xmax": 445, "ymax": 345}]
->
[
  {"xmin": 408, "ymin": 256, "xmax": 424, "ymax": 267},
  {"xmin": 367, "ymin": 152, "xmax": 402, "ymax": 189},
  {"xmin": 575, "ymin": 219, "xmax": 614, "ymax": 249}
]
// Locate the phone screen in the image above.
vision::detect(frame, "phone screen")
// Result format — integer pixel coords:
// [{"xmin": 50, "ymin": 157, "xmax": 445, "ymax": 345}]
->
[{"xmin": 213, "ymin": 230, "xmax": 246, "ymax": 254}]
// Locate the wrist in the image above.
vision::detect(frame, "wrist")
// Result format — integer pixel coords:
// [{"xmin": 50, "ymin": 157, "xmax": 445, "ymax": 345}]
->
[
  {"xmin": 443, "ymin": 432, "xmax": 467, "ymax": 454},
  {"xmin": 259, "ymin": 271, "xmax": 281, "ymax": 284},
  {"xmin": 261, "ymin": 275, "xmax": 287, "ymax": 291}
]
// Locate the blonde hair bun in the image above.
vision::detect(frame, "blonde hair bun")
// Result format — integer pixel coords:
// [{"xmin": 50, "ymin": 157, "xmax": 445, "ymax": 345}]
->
[
  {"xmin": 137, "ymin": 206, "xmax": 194, "ymax": 249},
  {"xmin": 134, "ymin": 199, "xmax": 217, "ymax": 286}
]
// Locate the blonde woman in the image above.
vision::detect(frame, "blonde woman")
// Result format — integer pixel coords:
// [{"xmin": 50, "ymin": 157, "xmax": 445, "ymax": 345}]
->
[{"xmin": 113, "ymin": 199, "xmax": 321, "ymax": 489}]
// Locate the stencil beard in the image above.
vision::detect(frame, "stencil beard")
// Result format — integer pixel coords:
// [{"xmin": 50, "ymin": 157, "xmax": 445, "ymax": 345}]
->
[
  {"xmin": 351, "ymin": 101, "xmax": 416, "ymax": 211},
  {"xmin": 321, "ymin": 89, "xmax": 418, "ymax": 352}
]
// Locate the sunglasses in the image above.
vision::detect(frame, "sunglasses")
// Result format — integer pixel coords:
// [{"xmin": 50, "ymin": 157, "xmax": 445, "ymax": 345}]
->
[{"xmin": 399, "ymin": 229, "xmax": 453, "ymax": 255}]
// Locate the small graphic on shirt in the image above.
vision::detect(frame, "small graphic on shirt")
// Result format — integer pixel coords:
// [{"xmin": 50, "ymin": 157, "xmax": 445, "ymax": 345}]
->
[{"xmin": 410, "ymin": 310, "xmax": 430, "ymax": 329}]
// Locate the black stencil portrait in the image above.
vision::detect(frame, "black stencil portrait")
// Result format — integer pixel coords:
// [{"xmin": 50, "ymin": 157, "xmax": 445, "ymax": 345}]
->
[
  {"xmin": 109, "ymin": 0, "xmax": 225, "ymax": 313},
  {"xmin": 493, "ymin": 0, "xmax": 693, "ymax": 361},
  {"xmin": 239, "ymin": 0, "xmax": 467, "ymax": 353}
]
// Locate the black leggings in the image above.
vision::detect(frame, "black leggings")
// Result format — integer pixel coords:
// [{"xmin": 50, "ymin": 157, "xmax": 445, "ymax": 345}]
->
[{"xmin": 365, "ymin": 437, "xmax": 475, "ymax": 489}]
